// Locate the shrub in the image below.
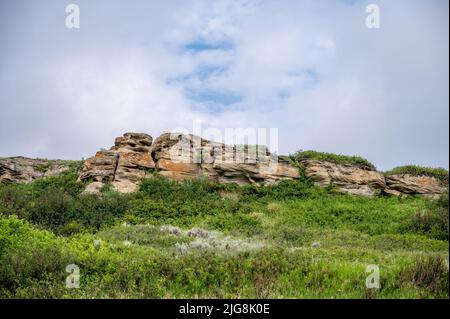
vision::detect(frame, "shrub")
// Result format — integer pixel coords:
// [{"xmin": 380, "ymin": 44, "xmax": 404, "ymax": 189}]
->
[
  {"xmin": 405, "ymin": 194, "xmax": 449, "ymax": 240},
  {"xmin": 400, "ymin": 255, "xmax": 449, "ymax": 296},
  {"xmin": 34, "ymin": 162, "xmax": 54, "ymax": 173},
  {"xmin": 139, "ymin": 176, "xmax": 221, "ymax": 202},
  {"xmin": 27, "ymin": 188, "xmax": 73, "ymax": 230},
  {"xmin": 239, "ymin": 179, "xmax": 321, "ymax": 201},
  {"xmin": 293, "ymin": 150, "xmax": 376, "ymax": 170},
  {"xmin": 0, "ymin": 185, "xmax": 28, "ymax": 218}
]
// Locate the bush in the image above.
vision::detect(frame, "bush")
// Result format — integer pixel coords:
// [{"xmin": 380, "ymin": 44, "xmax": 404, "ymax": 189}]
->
[
  {"xmin": 400, "ymin": 255, "xmax": 449, "ymax": 296},
  {"xmin": 139, "ymin": 176, "xmax": 222, "ymax": 202},
  {"xmin": 293, "ymin": 150, "xmax": 376, "ymax": 170},
  {"xmin": 23, "ymin": 169, "xmax": 85, "ymax": 197},
  {"xmin": 0, "ymin": 185, "xmax": 28, "ymax": 218},
  {"xmin": 385, "ymin": 165, "xmax": 449, "ymax": 184},
  {"xmin": 405, "ymin": 194, "xmax": 449, "ymax": 240},
  {"xmin": 27, "ymin": 188, "xmax": 73, "ymax": 229},
  {"xmin": 0, "ymin": 166, "xmax": 132, "ymax": 235},
  {"xmin": 239, "ymin": 179, "xmax": 322, "ymax": 201}
]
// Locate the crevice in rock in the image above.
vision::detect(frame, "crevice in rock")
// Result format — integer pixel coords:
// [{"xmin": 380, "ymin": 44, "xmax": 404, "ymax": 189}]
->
[{"xmin": 111, "ymin": 153, "xmax": 120, "ymax": 182}]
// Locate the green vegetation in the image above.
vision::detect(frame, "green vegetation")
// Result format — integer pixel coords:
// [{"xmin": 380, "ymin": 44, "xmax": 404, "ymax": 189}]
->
[
  {"xmin": 34, "ymin": 163, "xmax": 52, "ymax": 173},
  {"xmin": 293, "ymin": 150, "xmax": 376, "ymax": 170},
  {"xmin": 0, "ymin": 166, "xmax": 448, "ymax": 299},
  {"xmin": 385, "ymin": 165, "xmax": 449, "ymax": 184}
]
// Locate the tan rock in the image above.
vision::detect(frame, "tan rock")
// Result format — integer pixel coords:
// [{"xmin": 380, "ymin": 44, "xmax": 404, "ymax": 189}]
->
[
  {"xmin": 78, "ymin": 133, "xmax": 154, "ymax": 192},
  {"xmin": 82, "ymin": 181, "xmax": 104, "ymax": 195},
  {"xmin": 301, "ymin": 159, "xmax": 385, "ymax": 196},
  {"xmin": 111, "ymin": 180, "xmax": 139, "ymax": 193},
  {"xmin": 150, "ymin": 133, "xmax": 299, "ymax": 186},
  {"xmin": 112, "ymin": 132, "xmax": 153, "ymax": 152},
  {"xmin": 77, "ymin": 131, "xmax": 446, "ymax": 197},
  {"xmin": 78, "ymin": 151, "xmax": 118, "ymax": 182},
  {"xmin": 385, "ymin": 174, "xmax": 446, "ymax": 195}
]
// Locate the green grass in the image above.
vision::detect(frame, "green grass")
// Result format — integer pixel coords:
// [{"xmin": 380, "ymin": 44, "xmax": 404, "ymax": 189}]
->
[
  {"xmin": 385, "ymin": 165, "xmax": 449, "ymax": 184},
  {"xmin": 293, "ymin": 150, "xmax": 376, "ymax": 170},
  {"xmin": 0, "ymin": 166, "xmax": 448, "ymax": 298}
]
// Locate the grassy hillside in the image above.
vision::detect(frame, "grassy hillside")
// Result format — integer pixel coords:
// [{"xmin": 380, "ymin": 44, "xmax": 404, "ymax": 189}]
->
[{"xmin": 0, "ymin": 167, "xmax": 448, "ymax": 298}]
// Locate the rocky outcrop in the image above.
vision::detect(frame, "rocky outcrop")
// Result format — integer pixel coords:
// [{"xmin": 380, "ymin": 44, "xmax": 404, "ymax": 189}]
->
[
  {"xmin": 77, "ymin": 132, "xmax": 448, "ymax": 196},
  {"xmin": 384, "ymin": 174, "xmax": 446, "ymax": 196},
  {"xmin": 2, "ymin": 132, "xmax": 447, "ymax": 198},
  {"xmin": 78, "ymin": 132, "xmax": 299, "ymax": 194},
  {"xmin": 0, "ymin": 157, "xmax": 73, "ymax": 184},
  {"xmin": 300, "ymin": 159, "xmax": 386, "ymax": 196},
  {"xmin": 78, "ymin": 133, "xmax": 155, "ymax": 193},
  {"xmin": 152, "ymin": 133, "xmax": 299, "ymax": 186}
]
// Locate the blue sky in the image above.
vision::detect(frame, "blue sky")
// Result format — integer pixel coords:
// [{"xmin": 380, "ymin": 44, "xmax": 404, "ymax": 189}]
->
[{"xmin": 0, "ymin": 0, "xmax": 448, "ymax": 170}]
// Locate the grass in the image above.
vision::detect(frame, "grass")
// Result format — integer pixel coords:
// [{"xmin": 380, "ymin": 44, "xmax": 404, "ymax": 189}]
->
[
  {"xmin": 385, "ymin": 165, "xmax": 449, "ymax": 184},
  {"xmin": 0, "ymin": 166, "xmax": 448, "ymax": 298},
  {"xmin": 293, "ymin": 150, "xmax": 376, "ymax": 170}
]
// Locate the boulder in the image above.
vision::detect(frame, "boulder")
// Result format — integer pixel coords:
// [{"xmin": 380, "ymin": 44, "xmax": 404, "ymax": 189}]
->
[{"xmin": 82, "ymin": 181, "xmax": 104, "ymax": 195}]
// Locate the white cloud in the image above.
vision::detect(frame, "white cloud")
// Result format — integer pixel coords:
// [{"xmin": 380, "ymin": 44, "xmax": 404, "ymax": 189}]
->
[{"xmin": 0, "ymin": 0, "xmax": 448, "ymax": 170}]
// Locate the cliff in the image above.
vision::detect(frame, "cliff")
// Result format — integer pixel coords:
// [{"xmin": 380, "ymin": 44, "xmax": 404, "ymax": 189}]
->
[
  {"xmin": 1, "ymin": 132, "xmax": 448, "ymax": 197},
  {"xmin": 77, "ymin": 132, "xmax": 447, "ymax": 196}
]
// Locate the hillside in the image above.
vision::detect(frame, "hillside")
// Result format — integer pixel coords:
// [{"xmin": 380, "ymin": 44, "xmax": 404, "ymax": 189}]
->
[{"xmin": 0, "ymin": 159, "xmax": 448, "ymax": 298}]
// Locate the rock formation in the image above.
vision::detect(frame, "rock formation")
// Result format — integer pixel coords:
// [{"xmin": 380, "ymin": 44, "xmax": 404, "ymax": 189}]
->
[
  {"xmin": 152, "ymin": 133, "xmax": 299, "ymax": 185},
  {"xmin": 0, "ymin": 157, "xmax": 73, "ymax": 184},
  {"xmin": 384, "ymin": 174, "xmax": 447, "ymax": 196},
  {"xmin": 78, "ymin": 133, "xmax": 155, "ymax": 193},
  {"xmin": 300, "ymin": 159, "xmax": 386, "ymax": 196},
  {"xmin": 78, "ymin": 132, "xmax": 299, "ymax": 194},
  {"xmin": 1, "ymin": 132, "xmax": 447, "ymax": 198}
]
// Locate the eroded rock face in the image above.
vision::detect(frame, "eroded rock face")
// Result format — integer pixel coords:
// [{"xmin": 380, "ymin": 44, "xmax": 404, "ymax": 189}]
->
[
  {"xmin": 77, "ymin": 132, "xmax": 449, "ymax": 196},
  {"xmin": 151, "ymin": 133, "xmax": 300, "ymax": 186},
  {"xmin": 7, "ymin": 131, "xmax": 441, "ymax": 197},
  {"xmin": 78, "ymin": 133, "xmax": 155, "ymax": 194},
  {"xmin": 151, "ymin": 133, "xmax": 202, "ymax": 181},
  {"xmin": 2, "ymin": 131, "xmax": 447, "ymax": 199},
  {"xmin": 0, "ymin": 157, "xmax": 73, "ymax": 184},
  {"xmin": 301, "ymin": 159, "xmax": 386, "ymax": 196},
  {"xmin": 384, "ymin": 174, "xmax": 446, "ymax": 196},
  {"xmin": 78, "ymin": 132, "xmax": 300, "ymax": 193}
]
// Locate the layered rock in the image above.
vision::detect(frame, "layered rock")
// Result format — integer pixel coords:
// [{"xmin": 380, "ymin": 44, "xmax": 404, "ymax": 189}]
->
[
  {"xmin": 0, "ymin": 157, "xmax": 73, "ymax": 184},
  {"xmin": 2, "ymin": 132, "xmax": 447, "ymax": 198},
  {"xmin": 78, "ymin": 132, "xmax": 300, "ymax": 193},
  {"xmin": 78, "ymin": 133, "xmax": 155, "ymax": 193},
  {"xmin": 151, "ymin": 133, "xmax": 202, "ymax": 181},
  {"xmin": 151, "ymin": 133, "xmax": 299, "ymax": 186},
  {"xmin": 300, "ymin": 159, "xmax": 386, "ymax": 196},
  {"xmin": 384, "ymin": 174, "xmax": 446, "ymax": 196},
  {"xmin": 77, "ymin": 132, "xmax": 448, "ymax": 196}
]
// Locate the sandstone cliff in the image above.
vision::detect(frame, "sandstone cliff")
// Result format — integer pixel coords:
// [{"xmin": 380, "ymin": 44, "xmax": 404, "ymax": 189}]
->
[
  {"xmin": 1, "ymin": 132, "xmax": 447, "ymax": 197},
  {"xmin": 78, "ymin": 132, "xmax": 299, "ymax": 193},
  {"xmin": 76, "ymin": 132, "xmax": 447, "ymax": 197},
  {"xmin": 78, "ymin": 133, "xmax": 155, "ymax": 193}
]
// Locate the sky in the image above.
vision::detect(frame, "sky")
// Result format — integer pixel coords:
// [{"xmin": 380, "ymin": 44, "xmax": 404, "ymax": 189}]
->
[{"xmin": 0, "ymin": 0, "xmax": 448, "ymax": 171}]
